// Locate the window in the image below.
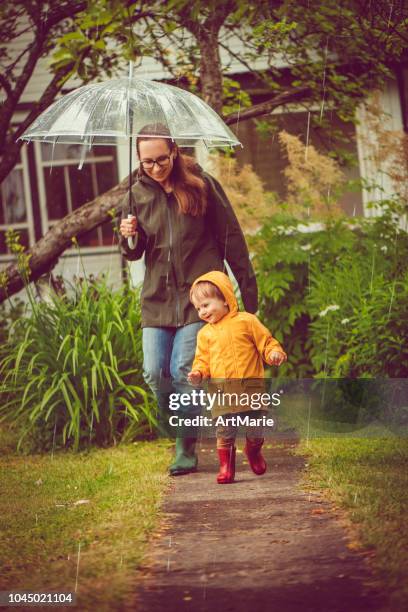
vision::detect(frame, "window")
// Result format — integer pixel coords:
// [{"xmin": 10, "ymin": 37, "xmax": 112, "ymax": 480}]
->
[
  {"xmin": 39, "ymin": 144, "xmax": 118, "ymax": 248},
  {"xmin": 0, "ymin": 148, "xmax": 33, "ymax": 255}
]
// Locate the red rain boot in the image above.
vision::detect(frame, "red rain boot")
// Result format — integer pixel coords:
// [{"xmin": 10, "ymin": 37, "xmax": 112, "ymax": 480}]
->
[
  {"xmin": 244, "ymin": 438, "xmax": 267, "ymax": 475},
  {"xmin": 217, "ymin": 446, "xmax": 236, "ymax": 484}
]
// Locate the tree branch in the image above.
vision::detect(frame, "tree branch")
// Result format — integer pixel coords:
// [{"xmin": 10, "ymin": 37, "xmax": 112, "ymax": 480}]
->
[
  {"xmin": 0, "ymin": 1, "xmax": 89, "ymax": 140},
  {"xmin": 3, "ymin": 44, "xmax": 32, "ymax": 80},
  {"xmin": 224, "ymin": 86, "xmax": 312, "ymax": 125},
  {"xmin": 0, "ymin": 73, "xmax": 13, "ymax": 99},
  {"xmin": 217, "ymin": 39, "xmax": 271, "ymax": 88}
]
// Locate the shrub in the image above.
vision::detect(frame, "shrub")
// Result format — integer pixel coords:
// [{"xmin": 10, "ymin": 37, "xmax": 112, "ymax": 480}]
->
[
  {"xmin": 0, "ymin": 277, "xmax": 154, "ymax": 452},
  {"xmin": 208, "ymin": 152, "xmax": 277, "ymax": 232},
  {"xmin": 278, "ymin": 130, "xmax": 345, "ymax": 220},
  {"xmin": 251, "ymin": 199, "xmax": 408, "ymax": 378}
]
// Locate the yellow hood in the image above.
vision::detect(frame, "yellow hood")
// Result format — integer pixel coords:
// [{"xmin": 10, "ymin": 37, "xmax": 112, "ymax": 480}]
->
[{"xmin": 191, "ymin": 270, "xmax": 238, "ymax": 317}]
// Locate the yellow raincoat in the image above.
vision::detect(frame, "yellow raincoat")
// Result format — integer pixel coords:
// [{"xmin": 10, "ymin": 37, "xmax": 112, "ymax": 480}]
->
[
  {"xmin": 191, "ymin": 271, "xmax": 286, "ymax": 416},
  {"xmin": 191, "ymin": 270, "xmax": 286, "ymax": 379}
]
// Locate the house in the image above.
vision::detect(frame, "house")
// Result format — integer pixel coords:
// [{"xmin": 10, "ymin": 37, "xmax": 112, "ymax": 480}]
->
[{"xmin": 1, "ymin": 31, "xmax": 407, "ymax": 294}]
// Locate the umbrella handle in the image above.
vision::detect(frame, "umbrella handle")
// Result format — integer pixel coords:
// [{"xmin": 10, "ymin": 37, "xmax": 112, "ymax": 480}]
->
[{"xmin": 127, "ymin": 214, "xmax": 137, "ymax": 249}]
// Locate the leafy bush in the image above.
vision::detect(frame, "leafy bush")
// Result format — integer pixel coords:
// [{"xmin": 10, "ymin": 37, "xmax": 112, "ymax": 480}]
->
[
  {"xmin": 0, "ymin": 277, "xmax": 154, "ymax": 452},
  {"xmin": 278, "ymin": 130, "xmax": 345, "ymax": 220},
  {"xmin": 0, "ymin": 298, "xmax": 25, "ymax": 349},
  {"xmin": 251, "ymin": 199, "xmax": 408, "ymax": 378},
  {"xmin": 208, "ymin": 152, "xmax": 278, "ymax": 232}
]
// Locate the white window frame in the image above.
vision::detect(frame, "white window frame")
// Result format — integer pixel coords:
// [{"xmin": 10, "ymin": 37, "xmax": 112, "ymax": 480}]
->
[
  {"xmin": 0, "ymin": 143, "xmax": 35, "ymax": 263},
  {"xmin": 34, "ymin": 141, "xmax": 119, "ymax": 255}
]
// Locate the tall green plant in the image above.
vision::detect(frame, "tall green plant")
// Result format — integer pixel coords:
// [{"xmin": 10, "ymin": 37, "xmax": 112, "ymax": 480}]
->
[
  {"xmin": 251, "ymin": 200, "xmax": 408, "ymax": 378},
  {"xmin": 0, "ymin": 277, "xmax": 154, "ymax": 452},
  {"xmin": 307, "ymin": 209, "xmax": 408, "ymax": 377}
]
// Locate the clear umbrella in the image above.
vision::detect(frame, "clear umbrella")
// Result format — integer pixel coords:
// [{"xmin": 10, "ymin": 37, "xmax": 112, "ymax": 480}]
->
[
  {"xmin": 19, "ymin": 68, "xmax": 241, "ymax": 247},
  {"xmin": 19, "ymin": 74, "xmax": 240, "ymax": 148}
]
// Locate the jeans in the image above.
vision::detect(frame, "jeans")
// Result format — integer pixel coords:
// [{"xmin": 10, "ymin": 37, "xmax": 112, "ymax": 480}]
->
[{"xmin": 142, "ymin": 322, "xmax": 204, "ymax": 435}]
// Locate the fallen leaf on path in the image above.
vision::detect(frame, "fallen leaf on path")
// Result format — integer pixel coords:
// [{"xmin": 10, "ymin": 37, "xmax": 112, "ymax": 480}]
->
[
  {"xmin": 311, "ymin": 508, "xmax": 325, "ymax": 515},
  {"xmin": 270, "ymin": 539, "xmax": 290, "ymax": 544},
  {"xmin": 347, "ymin": 540, "xmax": 362, "ymax": 551}
]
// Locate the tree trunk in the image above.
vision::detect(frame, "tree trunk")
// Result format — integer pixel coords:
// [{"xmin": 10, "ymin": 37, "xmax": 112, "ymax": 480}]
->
[{"xmin": 197, "ymin": 26, "xmax": 224, "ymax": 116}]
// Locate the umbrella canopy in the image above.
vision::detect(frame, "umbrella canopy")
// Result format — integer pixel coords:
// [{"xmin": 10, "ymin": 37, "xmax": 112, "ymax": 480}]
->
[
  {"xmin": 19, "ymin": 74, "xmax": 242, "ymax": 250},
  {"xmin": 19, "ymin": 77, "xmax": 241, "ymax": 148}
]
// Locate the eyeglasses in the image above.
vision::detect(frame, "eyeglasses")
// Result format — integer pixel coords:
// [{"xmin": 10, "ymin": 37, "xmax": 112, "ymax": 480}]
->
[{"xmin": 140, "ymin": 154, "xmax": 172, "ymax": 170}]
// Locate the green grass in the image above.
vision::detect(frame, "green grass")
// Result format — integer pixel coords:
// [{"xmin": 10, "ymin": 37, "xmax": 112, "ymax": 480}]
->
[
  {"xmin": 298, "ymin": 437, "xmax": 408, "ymax": 610},
  {"xmin": 0, "ymin": 426, "xmax": 172, "ymax": 611}
]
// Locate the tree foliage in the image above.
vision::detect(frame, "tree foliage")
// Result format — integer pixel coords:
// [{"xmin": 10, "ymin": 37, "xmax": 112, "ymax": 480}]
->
[{"xmin": 1, "ymin": 0, "xmax": 406, "ymax": 182}]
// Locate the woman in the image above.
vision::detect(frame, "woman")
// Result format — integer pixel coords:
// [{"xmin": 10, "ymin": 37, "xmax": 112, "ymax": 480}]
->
[{"xmin": 119, "ymin": 123, "xmax": 257, "ymax": 476}]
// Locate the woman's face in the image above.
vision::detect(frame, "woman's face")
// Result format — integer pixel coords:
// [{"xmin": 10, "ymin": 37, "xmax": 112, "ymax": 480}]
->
[{"xmin": 138, "ymin": 138, "xmax": 176, "ymax": 186}]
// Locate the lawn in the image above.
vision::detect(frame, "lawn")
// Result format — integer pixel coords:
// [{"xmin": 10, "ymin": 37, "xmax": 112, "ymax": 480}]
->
[
  {"xmin": 0, "ymin": 426, "xmax": 172, "ymax": 611},
  {"xmin": 1, "ymin": 416, "xmax": 407, "ymax": 611},
  {"xmin": 298, "ymin": 437, "xmax": 408, "ymax": 610}
]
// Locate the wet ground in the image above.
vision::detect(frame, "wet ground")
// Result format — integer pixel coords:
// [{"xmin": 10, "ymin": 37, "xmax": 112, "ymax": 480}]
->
[{"xmin": 130, "ymin": 438, "xmax": 388, "ymax": 612}]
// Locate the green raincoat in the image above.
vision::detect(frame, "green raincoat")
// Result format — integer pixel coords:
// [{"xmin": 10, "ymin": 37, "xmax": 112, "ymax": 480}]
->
[{"xmin": 119, "ymin": 169, "xmax": 257, "ymax": 328}]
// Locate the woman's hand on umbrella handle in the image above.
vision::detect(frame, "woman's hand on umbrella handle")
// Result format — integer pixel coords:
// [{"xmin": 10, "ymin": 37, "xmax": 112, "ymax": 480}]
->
[{"xmin": 120, "ymin": 215, "xmax": 137, "ymax": 238}]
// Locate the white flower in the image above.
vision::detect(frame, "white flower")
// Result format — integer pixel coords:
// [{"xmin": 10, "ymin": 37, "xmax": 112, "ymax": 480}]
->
[
  {"xmin": 275, "ymin": 225, "xmax": 295, "ymax": 236},
  {"xmin": 380, "ymin": 245, "xmax": 387, "ymax": 252},
  {"xmin": 319, "ymin": 304, "xmax": 340, "ymax": 317},
  {"xmin": 341, "ymin": 318, "xmax": 350, "ymax": 324},
  {"xmin": 300, "ymin": 243, "xmax": 312, "ymax": 251}
]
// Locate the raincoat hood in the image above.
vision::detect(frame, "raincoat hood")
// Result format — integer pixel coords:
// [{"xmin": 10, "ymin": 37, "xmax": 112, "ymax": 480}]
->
[{"xmin": 191, "ymin": 270, "xmax": 238, "ymax": 318}]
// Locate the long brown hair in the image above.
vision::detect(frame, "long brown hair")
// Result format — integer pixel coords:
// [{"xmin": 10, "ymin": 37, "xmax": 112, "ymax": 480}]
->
[{"xmin": 136, "ymin": 123, "xmax": 207, "ymax": 216}]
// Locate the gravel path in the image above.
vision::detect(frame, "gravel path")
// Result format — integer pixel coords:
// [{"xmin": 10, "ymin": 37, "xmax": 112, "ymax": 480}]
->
[{"xmin": 130, "ymin": 438, "xmax": 387, "ymax": 612}]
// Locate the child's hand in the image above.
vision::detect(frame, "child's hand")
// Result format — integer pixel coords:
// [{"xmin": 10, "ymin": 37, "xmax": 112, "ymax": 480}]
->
[
  {"xmin": 187, "ymin": 370, "xmax": 202, "ymax": 385},
  {"xmin": 268, "ymin": 351, "xmax": 287, "ymax": 366}
]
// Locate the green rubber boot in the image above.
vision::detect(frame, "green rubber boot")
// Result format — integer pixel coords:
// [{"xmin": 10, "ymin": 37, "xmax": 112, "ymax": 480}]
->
[{"xmin": 169, "ymin": 437, "xmax": 198, "ymax": 476}]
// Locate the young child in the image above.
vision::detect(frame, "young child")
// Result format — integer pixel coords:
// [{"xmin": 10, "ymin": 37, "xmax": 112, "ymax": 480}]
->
[{"xmin": 187, "ymin": 270, "xmax": 287, "ymax": 484}]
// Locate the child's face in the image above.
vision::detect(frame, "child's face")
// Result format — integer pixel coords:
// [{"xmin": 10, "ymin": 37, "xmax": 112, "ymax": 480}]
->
[{"xmin": 193, "ymin": 295, "xmax": 229, "ymax": 324}]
